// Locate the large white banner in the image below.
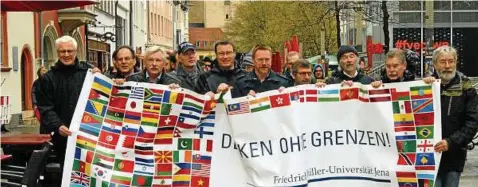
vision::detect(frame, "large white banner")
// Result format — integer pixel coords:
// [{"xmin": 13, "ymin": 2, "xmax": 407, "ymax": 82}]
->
[{"xmin": 63, "ymin": 73, "xmax": 441, "ymax": 187}]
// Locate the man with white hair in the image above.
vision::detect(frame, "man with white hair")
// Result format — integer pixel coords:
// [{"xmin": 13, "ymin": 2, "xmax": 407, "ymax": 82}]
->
[
  {"xmin": 429, "ymin": 46, "xmax": 478, "ymax": 187},
  {"xmin": 37, "ymin": 35, "xmax": 99, "ymax": 172}
]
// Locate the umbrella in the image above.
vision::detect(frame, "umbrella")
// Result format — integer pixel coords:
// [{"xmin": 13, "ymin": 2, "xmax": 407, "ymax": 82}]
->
[{"xmin": 1, "ymin": 0, "xmax": 98, "ymax": 12}]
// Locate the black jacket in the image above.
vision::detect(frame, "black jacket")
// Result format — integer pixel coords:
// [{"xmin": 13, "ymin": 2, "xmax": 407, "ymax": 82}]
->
[
  {"xmin": 380, "ymin": 69, "xmax": 415, "ymax": 83},
  {"xmin": 126, "ymin": 70, "xmax": 181, "ymax": 85},
  {"xmin": 171, "ymin": 64, "xmax": 202, "ymax": 91},
  {"xmin": 194, "ymin": 61, "xmax": 246, "ymax": 94},
  {"xmin": 105, "ymin": 71, "xmax": 132, "ymax": 79},
  {"xmin": 37, "ymin": 59, "xmax": 90, "ymax": 134},
  {"xmin": 434, "ymin": 71, "xmax": 478, "ymax": 173},
  {"xmin": 31, "ymin": 79, "xmax": 41, "ymax": 107},
  {"xmin": 232, "ymin": 70, "xmax": 291, "ymax": 98},
  {"xmin": 325, "ymin": 71, "xmax": 374, "ymax": 85}
]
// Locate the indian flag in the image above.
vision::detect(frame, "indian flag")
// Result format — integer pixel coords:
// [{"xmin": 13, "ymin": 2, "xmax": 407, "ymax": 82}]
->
[
  {"xmin": 410, "ymin": 85, "xmax": 432, "ymax": 99},
  {"xmin": 249, "ymin": 96, "xmax": 271, "ymax": 113},
  {"xmin": 318, "ymin": 89, "xmax": 339, "ymax": 102}
]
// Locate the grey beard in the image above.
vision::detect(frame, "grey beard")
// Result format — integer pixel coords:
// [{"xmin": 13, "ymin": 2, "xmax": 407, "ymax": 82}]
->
[{"xmin": 438, "ymin": 70, "xmax": 456, "ymax": 83}]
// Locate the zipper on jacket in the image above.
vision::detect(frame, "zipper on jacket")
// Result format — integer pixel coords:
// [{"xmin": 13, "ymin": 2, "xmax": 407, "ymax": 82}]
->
[{"xmin": 447, "ymin": 96, "xmax": 453, "ymax": 116}]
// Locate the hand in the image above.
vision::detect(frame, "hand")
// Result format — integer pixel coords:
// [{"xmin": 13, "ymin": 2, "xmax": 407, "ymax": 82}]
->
[
  {"xmin": 168, "ymin": 83, "xmax": 180, "ymax": 90},
  {"xmin": 91, "ymin": 67, "xmax": 101, "ymax": 74},
  {"xmin": 59, "ymin": 125, "xmax": 72, "ymax": 137},
  {"xmin": 315, "ymin": 82, "xmax": 327, "ymax": 88},
  {"xmin": 341, "ymin": 80, "xmax": 353, "ymax": 87},
  {"xmin": 434, "ymin": 139, "xmax": 449, "ymax": 152},
  {"xmin": 112, "ymin": 78, "xmax": 125, "ymax": 85},
  {"xmin": 423, "ymin": 77, "xmax": 436, "ymax": 84},
  {"xmin": 371, "ymin": 81, "xmax": 383, "ymax": 88},
  {"xmin": 248, "ymin": 90, "xmax": 256, "ymax": 97},
  {"xmin": 205, "ymin": 91, "xmax": 215, "ymax": 101},
  {"xmin": 216, "ymin": 83, "xmax": 230, "ymax": 93},
  {"xmin": 278, "ymin": 87, "xmax": 286, "ymax": 93}
]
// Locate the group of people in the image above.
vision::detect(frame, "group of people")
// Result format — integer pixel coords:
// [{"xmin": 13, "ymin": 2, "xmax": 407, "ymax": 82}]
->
[{"xmin": 31, "ymin": 35, "xmax": 477, "ymax": 187}]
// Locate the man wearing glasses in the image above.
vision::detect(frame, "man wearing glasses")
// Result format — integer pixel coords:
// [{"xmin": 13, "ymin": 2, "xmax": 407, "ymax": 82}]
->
[
  {"xmin": 326, "ymin": 45, "xmax": 374, "ymax": 86},
  {"xmin": 195, "ymin": 41, "xmax": 246, "ymax": 95},
  {"xmin": 105, "ymin": 46, "xmax": 137, "ymax": 84},
  {"xmin": 291, "ymin": 59, "xmax": 314, "ymax": 86}
]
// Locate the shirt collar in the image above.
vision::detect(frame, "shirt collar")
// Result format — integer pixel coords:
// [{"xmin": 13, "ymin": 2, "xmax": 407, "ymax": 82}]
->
[
  {"xmin": 146, "ymin": 71, "xmax": 162, "ymax": 83},
  {"xmin": 343, "ymin": 71, "xmax": 358, "ymax": 78}
]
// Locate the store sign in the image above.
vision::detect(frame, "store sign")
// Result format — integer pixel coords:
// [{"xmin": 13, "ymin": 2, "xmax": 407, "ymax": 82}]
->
[{"xmin": 395, "ymin": 40, "xmax": 449, "ymax": 50}]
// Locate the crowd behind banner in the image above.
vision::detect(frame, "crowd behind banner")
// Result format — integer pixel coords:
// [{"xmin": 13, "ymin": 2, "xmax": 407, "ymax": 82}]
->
[{"xmin": 31, "ymin": 35, "xmax": 478, "ymax": 187}]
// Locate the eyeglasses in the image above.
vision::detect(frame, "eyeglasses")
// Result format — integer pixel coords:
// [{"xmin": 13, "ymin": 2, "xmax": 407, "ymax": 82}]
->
[{"xmin": 58, "ymin": 50, "xmax": 75, "ymax": 54}]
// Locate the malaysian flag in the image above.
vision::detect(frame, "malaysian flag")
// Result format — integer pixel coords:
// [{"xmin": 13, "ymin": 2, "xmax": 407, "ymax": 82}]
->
[{"xmin": 227, "ymin": 102, "xmax": 249, "ymax": 115}]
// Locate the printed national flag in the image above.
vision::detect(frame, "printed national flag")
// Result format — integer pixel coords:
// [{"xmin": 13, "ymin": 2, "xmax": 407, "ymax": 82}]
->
[
  {"xmin": 153, "ymin": 176, "xmax": 172, "ymax": 186},
  {"xmin": 116, "ymin": 136, "xmax": 135, "ymax": 150},
  {"xmin": 415, "ymin": 153, "xmax": 435, "ymax": 167},
  {"xmin": 418, "ymin": 179, "xmax": 434, "ymax": 187},
  {"xmin": 144, "ymin": 88, "xmax": 164, "ymax": 103},
  {"xmin": 159, "ymin": 115, "xmax": 178, "ymax": 127},
  {"xmin": 369, "ymin": 88, "xmax": 391, "ymax": 102},
  {"xmin": 191, "ymin": 176, "xmax": 210, "ymax": 187},
  {"xmin": 395, "ymin": 126, "xmax": 415, "ymax": 133},
  {"xmin": 143, "ymin": 101, "xmax": 161, "ymax": 114},
  {"xmin": 203, "ymin": 99, "xmax": 217, "ymax": 114},
  {"xmin": 113, "ymin": 159, "xmax": 134, "ymax": 173},
  {"xmin": 172, "ymin": 175, "xmax": 190, "ymax": 186},
  {"xmin": 396, "ymin": 171, "xmax": 417, "ymax": 178},
  {"xmin": 81, "ymin": 112, "xmax": 103, "ymax": 126},
  {"xmin": 138, "ymin": 126, "xmax": 157, "ymax": 139},
  {"xmin": 160, "ymin": 103, "xmax": 182, "ymax": 116},
  {"xmin": 173, "ymin": 163, "xmax": 192, "ymax": 175},
  {"xmin": 417, "ymin": 139, "xmax": 434, "ymax": 152},
  {"xmin": 396, "ymin": 140, "xmax": 416, "ymax": 152},
  {"xmin": 98, "ymin": 130, "xmax": 120, "ymax": 147},
  {"xmin": 162, "ymin": 90, "xmax": 184, "ymax": 104},
  {"xmin": 398, "ymin": 178, "xmax": 418, "ymax": 186},
  {"xmin": 193, "ymin": 138, "xmax": 213, "ymax": 152},
  {"xmin": 76, "ymin": 134, "xmax": 97, "ymax": 151},
  {"xmin": 289, "ymin": 90, "xmax": 303, "ymax": 102},
  {"xmin": 393, "ymin": 114, "xmax": 415, "ymax": 127},
  {"xmin": 411, "ymin": 85, "xmax": 432, "ymax": 100},
  {"xmin": 412, "ymin": 99, "xmax": 434, "ymax": 113},
  {"xmin": 124, "ymin": 110, "xmax": 141, "ymax": 125},
  {"xmin": 91, "ymin": 165, "xmax": 112, "ymax": 186},
  {"xmin": 93, "ymin": 151, "xmax": 115, "ymax": 170},
  {"xmin": 85, "ymin": 100, "xmax": 107, "ymax": 117},
  {"xmin": 71, "ymin": 171, "xmax": 91, "ymax": 186},
  {"xmin": 130, "ymin": 87, "xmax": 144, "ymax": 100},
  {"xmin": 391, "ymin": 88, "xmax": 411, "ymax": 101},
  {"xmin": 249, "ymin": 96, "xmax": 271, "ymax": 112},
  {"xmin": 270, "ymin": 93, "xmax": 291, "ymax": 108},
  {"xmin": 134, "ymin": 162, "xmax": 155, "ymax": 176},
  {"xmin": 92, "ymin": 77, "xmax": 113, "ymax": 96},
  {"xmin": 177, "ymin": 138, "xmax": 193, "ymax": 150},
  {"xmin": 358, "ymin": 88, "xmax": 369, "ymax": 102},
  {"xmin": 304, "ymin": 89, "xmax": 318, "ymax": 102},
  {"xmin": 110, "ymin": 172, "xmax": 132, "ymax": 186},
  {"xmin": 89, "ymin": 89, "xmax": 109, "ymax": 106},
  {"xmin": 194, "ymin": 113, "xmax": 215, "ymax": 138},
  {"xmin": 393, "ymin": 101, "xmax": 412, "ymax": 114},
  {"xmin": 156, "ymin": 126, "xmax": 175, "ymax": 139},
  {"xmin": 340, "ymin": 88, "xmax": 359, "ymax": 101},
  {"xmin": 121, "ymin": 123, "xmax": 139, "ymax": 136},
  {"xmin": 227, "ymin": 102, "xmax": 249, "ymax": 115},
  {"xmin": 183, "ymin": 94, "xmax": 205, "ymax": 114},
  {"xmin": 192, "ymin": 154, "xmax": 212, "ymax": 165},
  {"xmin": 177, "ymin": 115, "xmax": 200, "ymax": 129},
  {"xmin": 102, "ymin": 118, "xmax": 123, "ymax": 134},
  {"xmin": 414, "ymin": 113, "xmax": 434, "ymax": 126},
  {"xmin": 416, "ymin": 126, "xmax": 434, "ymax": 139},
  {"xmin": 79, "ymin": 123, "xmax": 100, "ymax": 137},
  {"xmin": 395, "ymin": 130, "xmax": 416, "ymax": 141},
  {"xmin": 106, "ymin": 107, "xmax": 125, "ymax": 122},
  {"xmin": 397, "ymin": 153, "xmax": 416, "ymax": 165},
  {"xmin": 111, "ymin": 86, "xmax": 131, "ymax": 98},
  {"xmin": 135, "ymin": 138, "xmax": 154, "ymax": 156},
  {"xmin": 155, "ymin": 151, "xmax": 173, "ymax": 164},
  {"xmin": 173, "ymin": 150, "xmax": 192, "ymax": 163},
  {"xmin": 318, "ymin": 89, "xmax": 340, "ymax": 102},
  {"xmin": 132, "ymin": 174, "xmax": 153, "ymax": 186},
  {"xmin": 156, "ymin": 164, "xmax": 172, "ymax": 176},
  {"xmin": 141, "ymin": 112, "xmax": 159, "ymax": 127},
  {"xmin": 73, "ymin": 159, "xmax": 91, "ymax": 174},
  {"xmin": 74, "ymin": 147, "xmax": 95, "ymax": 163},
  {"xmin": 125, "ymin": 99, "xmax": 143, "ymax": 113}
]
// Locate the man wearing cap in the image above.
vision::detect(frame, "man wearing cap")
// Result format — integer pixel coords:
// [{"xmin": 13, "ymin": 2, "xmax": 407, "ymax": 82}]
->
[
  {"xmin": 195, "ymin": 41, "xmax": 246, "ymax": 95},
  {"xmin": 171, "ymin": 42, "xmax": 202, "ymax": 91},
  {"xmin": 326, "ymin": 45, "xmax": 374, "ymax": 85},
  {"xmin": 241, "ymin": 53, "xmax": 254, "ymax": 72}
]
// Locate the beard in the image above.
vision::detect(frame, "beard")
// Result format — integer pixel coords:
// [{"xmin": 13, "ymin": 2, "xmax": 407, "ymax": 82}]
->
[{"xmin": 437, "ymin": 69, "xmax": 456, "ymax": 82}]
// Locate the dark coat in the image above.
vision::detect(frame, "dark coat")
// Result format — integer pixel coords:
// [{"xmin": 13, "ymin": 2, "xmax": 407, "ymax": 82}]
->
[
  {"xmin": 171, "ymin": 64, "xmax": 202, "ymax": 91},
  {"xmin": 380, "ymin": 69, "xmax": 415, "ymax": 83},
  {"xmin": 31, "ymin": 79, "xmax": 41, "ymax": 107},
  {"xmin": 194, "ymin": 60, "xmax": 246, "ymax": 94},
  {"xmin": 434, "ymin": 71, "xmax": 478, "ymax": 173},
  {"xmin": 232, "ymin": 70, "xmax": 291, "ymax": 98},
  {"xmin": 325, "ymin": 70, "xmax": 374, "ymax": 85},
  {"xmin": 126, "ymin": 70, "xmax": 181, "ymax": 85}
]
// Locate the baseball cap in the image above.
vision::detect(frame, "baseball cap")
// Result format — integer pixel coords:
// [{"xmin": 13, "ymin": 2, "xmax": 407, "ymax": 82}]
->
[{"xmin": 178, "ymin": 42, "xmax": 196, "ymax": 54}]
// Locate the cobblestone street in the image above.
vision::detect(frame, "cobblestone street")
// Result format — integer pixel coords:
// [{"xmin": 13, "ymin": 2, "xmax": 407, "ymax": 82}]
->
[{"xmin": 461, "ymin": 147, "xmax": 478, "ymax": 186}]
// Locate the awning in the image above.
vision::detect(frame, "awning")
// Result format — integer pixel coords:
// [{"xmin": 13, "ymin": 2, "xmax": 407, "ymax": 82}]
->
[{"xmin": 1, "ymin": 0, "xmax": 98, "ymax": 12}]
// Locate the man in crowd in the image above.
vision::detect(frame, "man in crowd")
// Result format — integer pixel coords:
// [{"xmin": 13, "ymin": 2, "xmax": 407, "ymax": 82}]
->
[
  {"xmin": 195, "ymin": 41, "xmax": 246, "ymax": 95},
  {"xmin": 430, "ymin": 46, "xmax": 478, "ymax": 187},
  {"xmin": 127, "ymin": 46, "xmax": 181, "ymax": 85},
  {"xmin": 241, "ymin": 53, "xmax": 254, "ymax": 72},
  {"xmin": 371, "ymin": 48, "xmax": 417, "ymax": 88},
  {"xmin": 37, "ymin": 35, "xmax": 99, "ymax": 171},
  {"xmin": 32, "ymin": 66, "xmax": 47, "ymax": 133},
  {"xmin": 326, "ymin": 45, "xmax": 374, "ymax": 85},
  {"xmin": 171, "ymin": 42, "xmax": 202, "ymax": 90},
  {"xmin": 202, "ymin": 56, "xmax": 213, "ymax": 72},
  {"xmin": 291, "ymin": 59, "xmax": 314, "ymax": 86},
  {"xmin": 105, "ymin": 45, "xmax": 136, "ymax": 84},
  {"xmin": 232, "ymin": 45, "xmax": 290, "ymax": 98}
]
